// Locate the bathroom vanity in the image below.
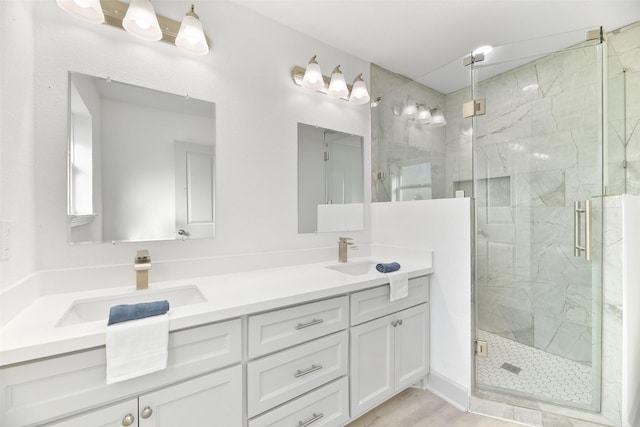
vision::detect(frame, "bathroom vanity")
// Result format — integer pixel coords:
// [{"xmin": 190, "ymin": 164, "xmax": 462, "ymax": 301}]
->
[{"xmin": 0, "ymin": 258, "xmax": 432, "ymax": 426}]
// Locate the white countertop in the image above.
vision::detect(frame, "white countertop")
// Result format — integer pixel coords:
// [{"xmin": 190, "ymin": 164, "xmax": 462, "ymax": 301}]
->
[{"xmin": 0, "ymin": 256, "xmax": 433, "ymax": 367}]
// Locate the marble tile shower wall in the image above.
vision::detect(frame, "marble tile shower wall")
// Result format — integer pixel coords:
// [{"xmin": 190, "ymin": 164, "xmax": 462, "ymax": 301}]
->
[
  {"xmin": 608, "ymin": 22, "xmax": 640, "ymax": 195},
  {"xmin": 448, "ymin": 42, "xmax": 603, "ymax": 365}
]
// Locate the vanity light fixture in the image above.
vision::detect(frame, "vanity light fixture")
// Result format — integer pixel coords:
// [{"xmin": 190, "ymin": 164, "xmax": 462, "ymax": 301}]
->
[
  {"xmin": 348, "ymin": 74, "xmax": 370, "ymax": 105},
  {"xmin": 56, "ymin": 0, "xmax": 105, "ymax": 24},
  {"xmin": 327, "ymin": 66, "xmax": 349, "ymax": 98},
  {"xmin": 292, "ymin": 56, "xmax": 370, "ymax": 105},
  {"xmin": 301, "ymin": 55, "xmax": 326, "ymax": 90},
  {"xmin": 122, "ymin": 0, "xmax": 162, "ymax": 41},
  {"xmin": 56, "ymin": 0, "xmax": 210, "ymax": 55},
  {"xmin": 175, "ymin": 5, "xmax": 209, "ymax": 55}
]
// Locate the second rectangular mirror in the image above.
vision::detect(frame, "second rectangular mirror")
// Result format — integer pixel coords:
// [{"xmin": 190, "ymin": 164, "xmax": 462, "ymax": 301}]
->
[{"xmin": 297, "ymin": 123, "xmax": 364, "ymax": 234}]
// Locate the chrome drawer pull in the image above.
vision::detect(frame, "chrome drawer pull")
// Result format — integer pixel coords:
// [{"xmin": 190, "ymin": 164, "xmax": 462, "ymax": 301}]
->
[
  {"xmin": 122, "ymin": 414, "xmax": 135, "ymax": 426},
  {"xmin": 295, "ymin": 318, "xmax": 324, "ymax": 330},
  {"xmin": 294, "ymin": 364, "xmax": 323, "ymax": 378},
  {"xmin": 298, "ymin": 412, "xmax": 324, "ymax": 427}
]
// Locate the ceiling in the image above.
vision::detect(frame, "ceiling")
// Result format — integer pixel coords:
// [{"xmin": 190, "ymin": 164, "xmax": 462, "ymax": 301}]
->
[{"xmin": 232, "ymin": 0, "xmax": 640, "ymax": 93}]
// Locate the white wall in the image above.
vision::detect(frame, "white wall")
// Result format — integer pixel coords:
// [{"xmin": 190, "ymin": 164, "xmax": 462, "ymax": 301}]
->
[
  {"xmin": 371, "ymin": 198, "xmax": 472, "ymax": 405},
  {"xmin": 0, "ymin": 1, "xmax": 36, "ymax": 289},
  {"xmin": 0, "ymin": 0, "xmax": 371, "ymax": 286},
  {"xmin": 623, "ymin": 194, "xmax": 640, "ymax": 427}
]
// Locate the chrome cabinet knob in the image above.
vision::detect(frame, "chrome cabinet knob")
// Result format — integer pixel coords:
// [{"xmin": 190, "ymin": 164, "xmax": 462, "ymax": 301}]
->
[
  {"xmin": 122, "ymin": 414, "xmax": 135, "ymax": 426},
  {"xmin": 141, "ymin": 406, "xmax": 153, "ymax": 419}
]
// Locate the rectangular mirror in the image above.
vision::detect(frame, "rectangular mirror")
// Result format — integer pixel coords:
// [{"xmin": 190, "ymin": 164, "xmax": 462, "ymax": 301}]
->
[
  {"xmin": 297, "ymin": 123, "xmax": 364, "ymax": 233},
  {"xmin": 67, "ymin": 72, "xmax": 216, "ymax": 244}
]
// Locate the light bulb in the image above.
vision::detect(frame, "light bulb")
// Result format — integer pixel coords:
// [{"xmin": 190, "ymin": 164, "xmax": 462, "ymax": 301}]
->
[
  {"xmin": 56, "ymin": 0, "xmax": 104, "ymax": 23},
  {"xmin": 416, "ymin": 104, "xmax": 432, "ymax": 124},
  {"xmin": 429, "ymin": 108, "xmax": 447, "ymax": 127},
  {"xmin": 301, "ymin": 55, "xmax": 325, "ymax": 90},
  {"xmin": 401, "ymin": 103, "xmax": 417, "ymax": 118},
  {"xmin": 327, "ymin": 66, "xmax": 349, "ymax": 98},
  {"xmin": 123, "ymin": 0, "xmax": 162, "ymax": 41},
  {"xmin": 348, "ymin": 74, "xmax": 370, "ymax": 105},
  {"xmin": 175, "ymin": 5, "xmax": 209, "ymax": 55}
]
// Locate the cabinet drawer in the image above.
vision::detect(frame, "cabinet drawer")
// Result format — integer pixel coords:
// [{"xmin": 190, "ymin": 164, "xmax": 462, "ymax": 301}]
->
[
  {"xmin": 350, "ymin": 275, "xmax": 429, "ymax": 325},
  {"xmin": 0, "ymin": 318, "xmax": 241, "ymax": 427},
  {"xmin": 249, "ymin": 377, "xmax": 349, "ymax": 427},
  {"xmin": 247, "ymin": 331, "xmax": 348, "ymax": 418},
  {"xmin": 248, "ymin": 296, "xmax": 348, "ymax": 358}
]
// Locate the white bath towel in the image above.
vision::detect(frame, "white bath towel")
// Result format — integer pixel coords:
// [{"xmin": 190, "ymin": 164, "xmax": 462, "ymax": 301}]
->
[
  {"xmin": 388, "ymin": 271, "xmax": 409, "ymax": 302},
  {"xmin": 106, "ymin": 313, "xmax": 169, "ymax": 384}
]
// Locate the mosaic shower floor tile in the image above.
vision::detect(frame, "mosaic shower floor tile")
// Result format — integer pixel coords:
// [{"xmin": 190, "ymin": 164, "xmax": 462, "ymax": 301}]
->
[{"xmin": 476, "ymin": 330, "xmax": 592, "ymax": 406}]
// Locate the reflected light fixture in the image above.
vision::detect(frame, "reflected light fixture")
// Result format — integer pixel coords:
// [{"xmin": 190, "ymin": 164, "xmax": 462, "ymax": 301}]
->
[
  {"xmin": 430, "ymin": 108, "xmax": 447, "ymax": 127},
  {"xmin": 302, "ymin": 56, "xmax": 326, "ymax": 90},
  {"xmin": 328, "ymin": 65, "xmax": 349, "ymax": 98},
  {"xmin": 56, "ymin": 0, "xmax": 105, "ymax": 24},
  {"xmin": 401, "ymin": 103, "xmax": 418, "ymax": 118},
  {"xmin": 123, "ymin": 0, "xmax": 162, "ymax": 41},
  {"xmin": 292, "ymin": 56, "xmax": 370, "ymax": 106},
  {"xmin": 56, "ymin": 0, "xmax": 211, "ymax": 55},
  {"xmin": 175, "ymin": 4, "xmax": 209, "ymax": 55},
  {"xmin": 349, "ymin": 74, "xmax": 370, "ymax": 105},
  {"xmin": 416, "ymin": 104, "xmax": 432, "ymax": 124}
]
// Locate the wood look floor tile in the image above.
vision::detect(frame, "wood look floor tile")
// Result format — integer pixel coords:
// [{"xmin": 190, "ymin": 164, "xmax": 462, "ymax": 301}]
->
[{"xmin": 346, "ymin": 388, "xmax": 525, "ymax": 427}]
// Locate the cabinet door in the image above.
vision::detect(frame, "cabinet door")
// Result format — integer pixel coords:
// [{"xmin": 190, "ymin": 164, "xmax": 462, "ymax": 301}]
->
[
  {"xmin": 349, "ymin": 314, "xmax": 394, "ymax": 418},
  {"xmin": 138, "ymin": 365, "xmax": 242, "ymax": 427},
  {"xmin": 45, "ymin": 399, "xmax": 138, "ymax": 427},
  {"xmin": 394, "ymin": 303, "xmax": 429, "ymax": 390}
]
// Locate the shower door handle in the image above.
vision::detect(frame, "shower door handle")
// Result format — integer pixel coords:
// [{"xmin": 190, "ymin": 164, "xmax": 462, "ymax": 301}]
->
[{"xmin": 574, "ymin": 200, "xmax": 592, "ymax": 261}]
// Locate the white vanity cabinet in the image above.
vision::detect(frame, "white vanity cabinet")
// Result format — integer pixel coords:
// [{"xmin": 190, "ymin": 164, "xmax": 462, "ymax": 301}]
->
[
  {"xmin": 247, "ymin": 297, "xmax": 350, "ymax": 424},
  {"xmin": 0, "ymin": 319, "xmax": 242, "ymax": 427},
  {"xmin": 46, "ymin": 366, "xmax": 242, "ymax": 427},
  {"xmin": 349, "ymin": 277, "xmax": 430, "ymax": 418}
]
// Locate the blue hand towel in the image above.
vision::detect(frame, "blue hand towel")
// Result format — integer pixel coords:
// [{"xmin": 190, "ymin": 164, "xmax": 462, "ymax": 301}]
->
[
  {"xmin": 376, "ymin": 262, "xmax": 401, "ymax": 273},
  {"xmin": 107, "ymin": 300, "xmax": 170, "ymax": 326}
]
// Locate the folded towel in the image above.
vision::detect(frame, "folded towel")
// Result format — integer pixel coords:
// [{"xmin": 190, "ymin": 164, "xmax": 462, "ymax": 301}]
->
[
  {"xmin": 107, "ymin": 300, "xmax": 170, "ymax": 325},
  {"xmin": 106, "ymin": 313, "xmax": 169, "ymax": 384},
  {"xmin": 376, "ymin": 262, "xmax": 401, "ymax": 273},
  {"xmin": 388, "ymin": 271, "xmax": 409, "ymax": 302}
]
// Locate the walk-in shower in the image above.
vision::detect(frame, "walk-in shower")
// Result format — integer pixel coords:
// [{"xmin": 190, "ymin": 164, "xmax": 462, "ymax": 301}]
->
[{"xmin": 372, "ymin": 20, "xmax": 640, "ymax": 424}]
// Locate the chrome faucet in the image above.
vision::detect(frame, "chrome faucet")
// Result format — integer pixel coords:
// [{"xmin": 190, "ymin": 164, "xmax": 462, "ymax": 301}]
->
[
  {"xmin": 134, "ymin": 250, "xmax": 151, "ymax": 290},
  {"xmin": 338, "ymin": 237, "xmax": 356, "ymax": 263}
]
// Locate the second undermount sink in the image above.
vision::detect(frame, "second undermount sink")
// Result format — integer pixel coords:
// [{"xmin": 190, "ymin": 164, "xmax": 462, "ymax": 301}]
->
[
  {"xmin": 56, "ymin": 285, "xmax": 206, "ymax": 327},
  {"xmin": 325, "ymin": 261, "xmax": 378, "ymax": 276}
]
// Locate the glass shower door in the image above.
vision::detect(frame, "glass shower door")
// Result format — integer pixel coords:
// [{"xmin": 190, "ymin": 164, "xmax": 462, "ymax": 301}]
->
[{"xmin": 471, "ymin": 37, "xmax": 604, "ymax": 410}]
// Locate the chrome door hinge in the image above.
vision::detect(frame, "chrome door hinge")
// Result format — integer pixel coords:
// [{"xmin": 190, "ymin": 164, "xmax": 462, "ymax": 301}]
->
[
  {"xmin": 463, "ymin": 52, "xmax": 485, "ymax": 66},
  {"xmin": 475, "ymin": 340, "xmax": 488, "ymax": 357},
  {"xmin": 586, "ymin": 26, "xmax": 605, "ymax": 42},
  {"xmin": 463, "ymin": 99, "xmax": 486, "ymax": 118}
]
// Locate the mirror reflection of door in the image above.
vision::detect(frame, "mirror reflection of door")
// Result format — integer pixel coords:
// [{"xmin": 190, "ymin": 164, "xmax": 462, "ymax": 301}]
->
[{"xmin": 174, "ymin": 142, "xmax": 215, "ymax": 239}]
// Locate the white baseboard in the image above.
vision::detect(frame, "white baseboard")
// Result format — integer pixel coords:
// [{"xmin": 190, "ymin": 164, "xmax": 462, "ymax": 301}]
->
[{"xmin": 424, "ymin": 370, "xmax": 470, "ymax": 411}]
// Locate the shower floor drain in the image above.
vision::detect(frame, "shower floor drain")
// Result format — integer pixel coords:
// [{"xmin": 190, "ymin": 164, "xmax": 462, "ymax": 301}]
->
[{"xmin": 501, "ymin": 362, "xmax": 522, "ymax": 374}]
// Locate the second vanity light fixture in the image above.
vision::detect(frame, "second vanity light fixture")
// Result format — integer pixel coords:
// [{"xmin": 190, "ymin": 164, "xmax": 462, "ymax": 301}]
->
[
  {"xmin": 56, "ymin": 0, "xmax": 210, "ymax": 55},
  {"xmin": 292, "ymin": 55, "xmax": 371, "ymax": 105}
]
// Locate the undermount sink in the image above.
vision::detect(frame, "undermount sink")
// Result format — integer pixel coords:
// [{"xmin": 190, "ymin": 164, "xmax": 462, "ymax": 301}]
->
[
  {"xmin": 325, "ymin": 261, "xmax": 378, "ymax": 276},
  {"xmin": 56, "ymin": 285, "xmax": 206, "ymax": 327}
]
